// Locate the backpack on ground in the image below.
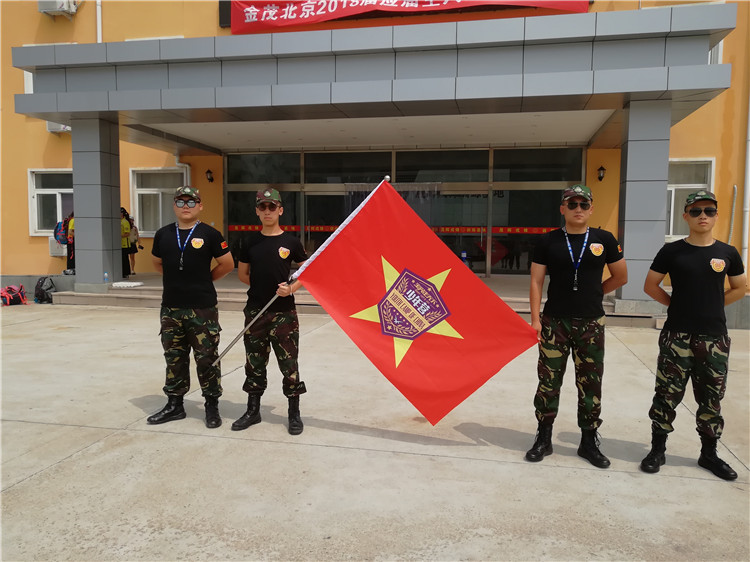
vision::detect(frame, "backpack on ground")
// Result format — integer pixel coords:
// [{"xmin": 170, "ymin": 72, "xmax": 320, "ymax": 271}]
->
[
  {"xmin": 34, "ymin": 276, "xmax": 56, "ymax": 304},
  {"xmin": 1, "ymin": 285, "xmax": 28, "ymax": 306},
  {"xmin": 54, "ymin": 218, "xmax": 69, "ymax": 245}
]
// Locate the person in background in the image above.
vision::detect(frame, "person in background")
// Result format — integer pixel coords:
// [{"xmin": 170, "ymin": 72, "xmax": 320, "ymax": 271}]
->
[
  {"xmin": 640, "ymin": 190, "xmax": 747, "ymax": 480},
  {"xmin": 120, "ymin": 207, "xmax": 132, "ymax": 279},
  {"xmin": 128, "ymin": 216, "xmax": 142, "ymax": 274},
  {"xmin": 66, "ymin": 212, "xmax": 75, "ymax": 273}
]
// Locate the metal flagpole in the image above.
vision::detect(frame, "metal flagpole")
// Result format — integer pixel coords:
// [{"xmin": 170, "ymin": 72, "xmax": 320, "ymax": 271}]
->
[
  {"xmin": 212, "ymin": 176, "xmax": 391, "ymax": 367},
  {"xmin": 211, "ymin": 291, "xmax": 281, "ymax": 367}
]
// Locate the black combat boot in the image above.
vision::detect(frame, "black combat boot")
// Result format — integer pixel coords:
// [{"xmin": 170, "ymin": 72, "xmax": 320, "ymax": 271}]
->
[
  {"xmin": 577, "ymin": 428, "xmax": 611, "ymax": 468},
  {"xmin": 288, "ymin": 395, "xmax": 304, "ymax": 435},
  {"xmin": 525, "ymin": 423, "xmax": 553, "ymax": 462},
  {"xmin": 204, "ymin": 396, "xmax": 222, "ymax": 429},
  {"xmin": 231, "ymin": 394, "xmax": 261, "ymax": 431},
  {"xmin": 640, "ymin": 432, "xmax": 667, "ymax": 473},
  {"xmin": 147, "ymin": 395, "xmax": 186, "ymax": 425},
  {"xmin": 698, "ymin": 435, "xmax": 737, "ymax": 481}
]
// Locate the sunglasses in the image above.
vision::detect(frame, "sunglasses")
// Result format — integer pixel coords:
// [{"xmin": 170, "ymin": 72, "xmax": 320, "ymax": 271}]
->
[
  {"xmin": 565, "ymin": 201, "xmax": 591, "ymax": 210},
  {"xmin": 257, "ymin": 202, "xmax": 279, "ymax": 211},
  {"xmin": 687, "ymin": 207, "xmax": 717, "ymax": 218},
  {"xmin": 174, "ymin": 199, "xmax": 197, "ymax": 208}
]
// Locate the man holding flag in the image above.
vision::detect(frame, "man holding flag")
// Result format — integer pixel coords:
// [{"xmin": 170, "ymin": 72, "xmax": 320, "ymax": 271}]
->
[
  {"xmin": 232, "ymin": 188, "xmax": 309, "ymax": 435},
  {"xmin": 526, "ymin": 185, "xmax": 627, "ymax": 468}
]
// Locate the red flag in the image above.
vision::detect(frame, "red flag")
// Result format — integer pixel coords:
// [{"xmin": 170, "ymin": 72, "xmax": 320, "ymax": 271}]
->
[{"xmin": 296, "ymin": 181, "xmax": 538, "ymax": 425}]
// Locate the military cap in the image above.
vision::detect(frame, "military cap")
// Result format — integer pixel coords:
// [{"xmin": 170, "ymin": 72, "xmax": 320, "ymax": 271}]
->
[
  {"xmin": 561, "ymin": 184, "xmax": 593, "ymax": 202},
  {"xmin": 174, "ymin": 186, "xmax": 201, "ymax": 201},
  {"xmin": 684, "ymin": 190, "xmax": 717, "ymax": 210},
  {"xmin": 256, "ymin": 188, "xmax": 282, "ymax": 205}
]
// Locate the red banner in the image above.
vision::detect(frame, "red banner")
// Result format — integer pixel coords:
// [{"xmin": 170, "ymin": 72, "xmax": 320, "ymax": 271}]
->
[
  {"xmin": 231, "ymin": 1, "xmax": 589, "ymax": 34},
  {"xmin": 295, "ymin": 181, "xmax": 538, "ymax": 424}
]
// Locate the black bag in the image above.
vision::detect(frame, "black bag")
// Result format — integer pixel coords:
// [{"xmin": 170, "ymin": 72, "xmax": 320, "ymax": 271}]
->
[{"xmin": 34, "ymin": 276, "xmax": 56, "ymax": 304}]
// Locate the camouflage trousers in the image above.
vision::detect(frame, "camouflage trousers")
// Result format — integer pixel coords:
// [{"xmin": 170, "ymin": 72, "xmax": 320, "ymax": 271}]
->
[
  {"xmin": 160, "ymin": 306, "xmax": 222, "ymax": 398},
  {"xmin": 649, "ymin": 329, "xmax": 730, "ymax": 438},
  {"xmin": 242, "ymin": 307, "xmax": 306, "ymax": 397},
  {"xmin": 534, "ymin": 315, "xmax": 606, "ymax": 429}
]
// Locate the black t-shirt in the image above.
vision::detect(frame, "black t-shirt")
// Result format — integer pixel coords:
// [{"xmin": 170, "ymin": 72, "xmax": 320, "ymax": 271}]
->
[
  {"xmin": 533, "ymin": 227, "xmax": 624, "ymax": 318},
  {"xmin": 238, "ymin": 231, "xmax": 308, "ymax": 312},
  {"xmin": 152, "ymin": 222, "xmax": 230, "ymax": 308},
  {"xmin": 650, "ymin": 239, "xmax": 744, "ymax": 335}
]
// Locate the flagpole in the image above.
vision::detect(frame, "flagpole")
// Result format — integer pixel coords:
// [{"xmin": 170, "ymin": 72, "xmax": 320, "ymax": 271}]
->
[{"xmin": 212, "ymin": 176, "xmax": 390, "ymax": 367}]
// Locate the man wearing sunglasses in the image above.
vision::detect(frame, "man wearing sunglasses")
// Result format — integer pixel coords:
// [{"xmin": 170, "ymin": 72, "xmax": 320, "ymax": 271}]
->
[
  {"xmin": 148, "ymin": 186, "xmax": 234, "ymax": 429},
  {"xmin": 526, "ymin": 184, "xmax": 628, "ymax": 468},
  {"xmin": 232, "ymin": 188, "xmax": 309, "ymax": 435},
  {"xmin": 641, "ymin": 190, "xmax": 746, "ymax": 480}
]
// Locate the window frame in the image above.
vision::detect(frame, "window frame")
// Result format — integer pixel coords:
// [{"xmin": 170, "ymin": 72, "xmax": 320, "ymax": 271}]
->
[
  {"xmin": 131, "ymin": 167, "xmax": 188, "ymax": 237},
  {"xmin": 666, "ymin": 158, "xmax": 715, "ymax": 242},
  {"xmin": 27, "ymin": 168, "xmax": 73, "ymax": 236}
]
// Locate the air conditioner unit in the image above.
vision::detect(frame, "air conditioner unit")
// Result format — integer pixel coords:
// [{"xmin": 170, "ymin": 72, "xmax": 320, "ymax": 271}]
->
[
  {"xmin": 38, "ymin": 0, "xmax": 78, "ymax": 18},
  {"xmin": 49, "ymin": 236, "xmax": 66, "ymax": 257},
  {"xmin": 47, "ymin": 121, "xmax": 71, "ymax": 134}
]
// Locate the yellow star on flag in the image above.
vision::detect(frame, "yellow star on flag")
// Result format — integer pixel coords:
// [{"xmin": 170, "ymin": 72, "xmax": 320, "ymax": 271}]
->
[{"xmin": 350, "ymin": 256, "xmax": 463, "ymax": 368}]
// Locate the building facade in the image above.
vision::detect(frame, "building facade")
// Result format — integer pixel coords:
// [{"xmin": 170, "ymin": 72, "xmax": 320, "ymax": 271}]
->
[{"xmin": 2, "ymin": 0, "xmax": 748, "ymax": 306}]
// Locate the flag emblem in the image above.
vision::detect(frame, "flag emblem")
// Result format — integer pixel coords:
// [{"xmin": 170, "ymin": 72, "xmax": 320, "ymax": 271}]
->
[
  {"xmin": 589, "ymin": 243, "xmax": 604, "ymax": 256},
  {"xmin": 279, "ymin": 247, "xmax": 290, "ymax": 259},
  {"xmin": 710, "ymin": 258, "xmax": 725, "ymax": 272},
  {"xmin": 191, "ymin": 238, "xmax": 204, "ymax": 249},
  {"xmin": 221, "ymin": 241, "xmax": 228, "ymax": 249}
]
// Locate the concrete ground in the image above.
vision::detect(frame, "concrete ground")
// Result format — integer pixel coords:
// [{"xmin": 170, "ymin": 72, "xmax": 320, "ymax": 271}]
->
[{"xmin": 1, "ymin": 303, "xmax": 748, "ymax": 561}]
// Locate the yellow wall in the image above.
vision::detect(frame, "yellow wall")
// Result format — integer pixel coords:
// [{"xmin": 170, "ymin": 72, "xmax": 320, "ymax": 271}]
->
[{"xmin": 586, "ymin": 148, "xmax": 621, "ymax": 237}]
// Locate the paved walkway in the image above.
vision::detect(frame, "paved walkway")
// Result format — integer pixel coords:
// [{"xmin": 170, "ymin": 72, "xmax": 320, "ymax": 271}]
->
[{"xmin": 1, "ymin": 304, "xmax": 748, "ymax": 561}]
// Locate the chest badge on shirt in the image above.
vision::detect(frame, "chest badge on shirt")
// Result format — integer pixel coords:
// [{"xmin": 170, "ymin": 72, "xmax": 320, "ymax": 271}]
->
[
  {"xmin": 278, "ymin": 246, "xmax": 290, "ymax": 259},
  {"xmin": 191, "ymin": 238, "xmax": 204, "ymax": 249},
  {"xmin": 589, "ymin": 243, "xmax": 604, "ymax": 256},
  {"xmin": 710, "ymin": 258, "xmax": 725, "ymax": 272}
]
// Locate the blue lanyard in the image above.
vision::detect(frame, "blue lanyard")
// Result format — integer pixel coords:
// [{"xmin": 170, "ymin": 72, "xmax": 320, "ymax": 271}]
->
[
  {"xmin": 175, "ymin": 221, "xmax": 199, "ymax": 271},
  {"xmin": 562, "ymin": 227, "xmax": 589, "ymax": 291}
]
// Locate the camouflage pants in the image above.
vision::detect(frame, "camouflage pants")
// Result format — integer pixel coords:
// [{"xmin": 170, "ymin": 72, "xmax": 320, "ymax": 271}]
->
[
  {"xmin": 160, "ymin": 306, "xmax": 222, "ymax": 398},
  {"xmin": 534, "ymin": 315, "xmax": 606, "ymax": 429},
  {"xmin": 242, "ymin": 307, "xmax": 306, "ymax": 397},
  {"xmin": 649, "ymin": 330, "xmax": 730, "ymax": 438}
]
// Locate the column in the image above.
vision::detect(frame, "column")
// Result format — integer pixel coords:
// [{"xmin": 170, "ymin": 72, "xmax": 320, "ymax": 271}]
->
[
  {"xmin": 617, "ymin": 100, "xmax": 671, "ymax": 304},
  {"xmin": 71, "ymin": 117, "xmax": 122, "ymax": 292}
]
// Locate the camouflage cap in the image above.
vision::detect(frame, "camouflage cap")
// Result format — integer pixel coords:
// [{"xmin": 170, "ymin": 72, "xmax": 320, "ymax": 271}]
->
[
  {"xmin": 561, "ymin": 184, "xmax": 593, "ymax": 202},
  {"xmin": 684, "ymin": 190, "xmax": 717, "ymax": 210},
  {"xmin": 256, "ymin": 188, "xmax": 282, "ymax": 205},
  {"xmin": 174, "ymin": 186, "xmax": 201, "ymax": 201}
]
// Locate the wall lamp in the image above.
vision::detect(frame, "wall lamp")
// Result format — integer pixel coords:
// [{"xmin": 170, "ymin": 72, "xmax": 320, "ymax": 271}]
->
[
  {"xmin": 597, "ymin": 166, "xmax": 606, "ymax": 182},
  {"xmin": 205, "ymin": 169, "xmax": 214, "ymax": 183}
]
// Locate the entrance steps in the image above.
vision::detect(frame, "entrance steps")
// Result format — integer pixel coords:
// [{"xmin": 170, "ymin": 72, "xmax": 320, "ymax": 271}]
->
[{"xmin": 52, "ymin": 282, "xmax": 658, "ymax": 328}]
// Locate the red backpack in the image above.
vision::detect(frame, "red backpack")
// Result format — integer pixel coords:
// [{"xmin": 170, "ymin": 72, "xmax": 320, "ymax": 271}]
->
[{"xmin": 1, "ymin": 285, "xmax": 28, "ymax": 306}]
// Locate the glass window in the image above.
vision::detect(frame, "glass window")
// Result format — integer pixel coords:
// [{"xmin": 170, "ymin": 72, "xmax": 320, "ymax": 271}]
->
[
  {"xmin": 305, "ymin": 152, "xmax": 391, "ymax": 183},
  {"xmin": 396, "ymin": 150, "xmax": 489, "ymax": 182},
  {"xmin": 227, "ymin": 153, "xmax": 300, "ymax": 184},
  {"xmin": 493, "ymin": 148, "xmax": 582, "ymax": 182},
  {"xmin": 133, "ymin": 170, "xmax": 186, "ymax": 234},
  {"xmin": 28, "ymin": 170, "xmax": 73, "ymax": 235},
  {"xmin": 667, "ymin": 161, "xmax": 712, "ymax": 237}
]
